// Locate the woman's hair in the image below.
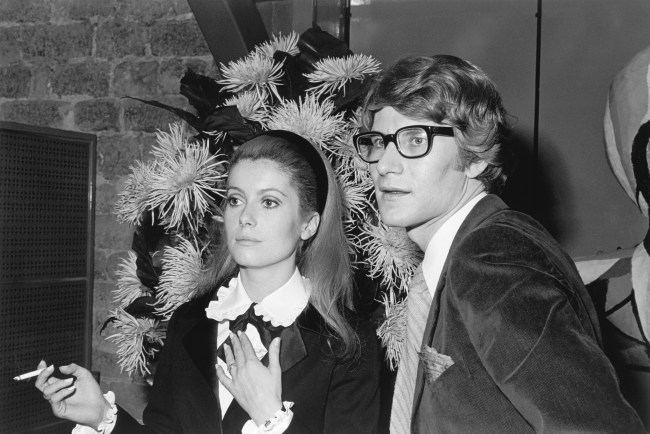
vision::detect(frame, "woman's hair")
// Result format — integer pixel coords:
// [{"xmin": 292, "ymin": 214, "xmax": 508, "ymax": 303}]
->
[
  {"xmin": 200, "ymin": 130, "xmax": 359, "ymax": 358},
  {"xmin": 360, "ymin": 54, "xmax": 514, "ymax": 194}
]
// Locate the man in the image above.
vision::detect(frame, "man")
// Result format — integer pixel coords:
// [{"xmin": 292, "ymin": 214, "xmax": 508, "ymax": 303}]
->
[{"xmin": 355, "ymin": 54, "xmax": 646, "ymax": 433}]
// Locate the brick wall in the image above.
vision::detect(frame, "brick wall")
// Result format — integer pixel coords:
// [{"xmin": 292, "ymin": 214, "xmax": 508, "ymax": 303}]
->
[{"xmin": 0, "ymin": 0, "xmax": 292, "ymax": 421}]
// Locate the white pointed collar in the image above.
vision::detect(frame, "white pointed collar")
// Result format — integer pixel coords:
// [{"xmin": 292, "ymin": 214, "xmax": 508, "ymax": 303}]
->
[
  {"xmin": 421, "ymin": 192, "xmax": 486, "ymax": 294},
  {"xmin": 205, "ymin": 268, "xmax": 310, "ymax": 327}
]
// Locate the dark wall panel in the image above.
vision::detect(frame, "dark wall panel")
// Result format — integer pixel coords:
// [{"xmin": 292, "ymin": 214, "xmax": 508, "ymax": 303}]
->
[
  {"xmin": 0, "ymin": 122, "xmax": 95, "ymax": 434},
  {"xmin": 538, "ymin": 0, "xmax": 650, "ymax": 256},
  {"xmin": 350, "ymin": 0, "xmax": 649, "ymax": 257},
  {"xmin": 349, "ymin": 0, "xmax": 539, "ymax": 228}
]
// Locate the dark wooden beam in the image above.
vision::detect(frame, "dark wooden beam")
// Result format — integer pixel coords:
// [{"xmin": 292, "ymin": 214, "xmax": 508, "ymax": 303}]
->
[{"xmin": 186, "ymin": 0, "xmax": 269, "ymax": 64}]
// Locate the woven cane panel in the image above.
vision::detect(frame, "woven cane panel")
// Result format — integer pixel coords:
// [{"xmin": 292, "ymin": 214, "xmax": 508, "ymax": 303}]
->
[
  {"xmin": 0, "ymin": 281, "xmax": 87, "ymax": 434},
  {"xmin": 0, "ymin": 130, "xmax": 90, "ymax": 281}
]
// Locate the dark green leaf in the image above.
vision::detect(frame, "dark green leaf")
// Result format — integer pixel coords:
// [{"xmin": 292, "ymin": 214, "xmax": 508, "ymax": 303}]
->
[
  {"xmin": 199, "ymin": 106, "xmax": 259, "ymax": 142},
  {"xmin": 274, "ymin": 51, "xmax": 309, "ymax": 102},
  {"xmin": 124, "ymin": 295, "xmax": 160, "ymax": 318},
  {"xmin": 123, "ymin": 96, "xmax": 200, "ymax": 131},
  {"xmin": 180, "ymin": 69, "xmax": 229, "ymax": 118},
  {"xmin": 131, "ymin": 213, "xmax": 166, "ymax": 289},
  {"xmin": 331, "ymin": 77, "xmax": 372, "ymax": 115},
  {"xmin": 298, "ymin": 25, "xmax": 352, "ymax": 69}
]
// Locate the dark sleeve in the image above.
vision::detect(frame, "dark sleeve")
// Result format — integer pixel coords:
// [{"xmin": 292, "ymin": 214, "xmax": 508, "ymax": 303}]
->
[
  {"xmin": 113, "ymin": 405, "xmax": 155, "ymax": 434},
  {"xmin": 451, "ymin": 225, "xmax": 646, "ymax": 433}
]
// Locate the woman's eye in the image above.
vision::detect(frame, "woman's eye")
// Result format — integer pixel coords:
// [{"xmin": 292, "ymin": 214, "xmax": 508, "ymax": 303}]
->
[
  {"xmin": 226, "ymin": 196, "xmax": 241, "ymax": 207},
  {"xmin": 262, "ymin": 198, "xmax": 279, "ymax": 208}
]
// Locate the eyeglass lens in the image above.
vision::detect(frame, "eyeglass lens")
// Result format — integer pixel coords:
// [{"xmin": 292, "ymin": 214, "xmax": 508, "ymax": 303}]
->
[{"xmin": 357, "ymin": 126, "xmax": 430, "ymax": 161}]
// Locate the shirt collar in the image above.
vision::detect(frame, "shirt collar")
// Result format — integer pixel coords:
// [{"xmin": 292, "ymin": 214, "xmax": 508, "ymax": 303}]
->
[
  {"xmin": 421, "ymin": 192, "xmax": 487, "ymax": 294},
  {"xmin": 205, "ymin": 268, "xmax": 310, "ymax": 327}
]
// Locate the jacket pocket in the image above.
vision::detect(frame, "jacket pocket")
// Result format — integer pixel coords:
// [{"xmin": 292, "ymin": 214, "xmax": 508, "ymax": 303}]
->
[{"xmin": 419, "ymin": 345, "xmax": 456, "ymax": 385}]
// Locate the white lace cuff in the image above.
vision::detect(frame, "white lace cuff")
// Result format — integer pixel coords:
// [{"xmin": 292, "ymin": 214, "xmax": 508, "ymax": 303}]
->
[
  {"xmin": 71, "ymin": 391, "xmax": 117, "ymax": 434},
  {"xmin": 241, "ymin": 401, "xmax": 294, "ymax": 434}
]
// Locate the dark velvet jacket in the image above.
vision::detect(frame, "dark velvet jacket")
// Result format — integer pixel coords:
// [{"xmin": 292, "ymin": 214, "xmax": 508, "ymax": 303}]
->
[
  {"xmin": 411, "ymin": 195, "xmax": 646, "ymax": 433},
  {"xmin": 113, "ymin": 289, "xmax": 381, "ymax": 434}
]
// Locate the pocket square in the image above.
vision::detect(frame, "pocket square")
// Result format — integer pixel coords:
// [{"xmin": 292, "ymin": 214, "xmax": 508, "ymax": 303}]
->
[{"xmin": 418, "ymin": 345, "xmax": 454, "ymax": 384}]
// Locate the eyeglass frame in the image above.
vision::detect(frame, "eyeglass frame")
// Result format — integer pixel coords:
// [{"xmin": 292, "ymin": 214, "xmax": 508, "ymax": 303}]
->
[{"xmin": 353, "ymin": 124, "xmax": 455, "ymax": 163}]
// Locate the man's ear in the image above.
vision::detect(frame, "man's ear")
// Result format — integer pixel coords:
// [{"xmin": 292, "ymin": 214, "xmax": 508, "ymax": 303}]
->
[
  {"xmin": 300, "ymin": 212, "xmax": 321, "ymax": 240},
  {"xmin": 465, "ymin": 160, "xmax": 488, "ymax": 179}
]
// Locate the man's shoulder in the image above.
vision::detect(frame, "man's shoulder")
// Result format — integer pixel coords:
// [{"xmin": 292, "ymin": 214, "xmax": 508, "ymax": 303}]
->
[
  {"xmin": 456, "ymin": 195, "xmax": 561, "ymax": 261},
  {"xmin": 448, "ymin": 201, "xmax": 584, "ymax": 304},
  {"xmin": 454, "ymin": 210, "xmax": 567, "ymax": 270}
]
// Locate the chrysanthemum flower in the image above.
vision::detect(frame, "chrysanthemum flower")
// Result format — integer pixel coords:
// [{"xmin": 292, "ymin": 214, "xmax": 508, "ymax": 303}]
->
[
  {"xmin": 333, "ymin": 132, "xmax": 372, "ymax": 185},
  {"xmin": 337, "ymin": 151, "xmax": 372, "ymax": 187},
  {"xmin": 144, "ymin": 142, "xmax": 226, "ymax": 232},
  {"xmin": 152, "ymin": 122, "xmax": 188, "ymax": 158},
  {"xmin": 110, "ymin": 35, "xmax": 390, "ymax": 374},
  {"xmin": 377, "ymin": 291, "xmax": 407, "ymax": 370},
  {"xmin": 265, "ymin": 94, "xmax": 346, "ymax": 152},
  {"xmin": 106, "ymin": 308, "xmax": 166, "ymax": 376},
  {"xmin": 343, "ymin": 221, "xmax": 359, "ymax": 267},
  {"xmin": 113, "ymin": 251, "xmax": 151, "ymax": 307},
  {"xmin": 201, "ymin": 129, "xmax": 229, "ymax": 147},
  {"xmin": 115, "ymin": 160, "xmax": 158, "ymax": 226},
  {"xmin": 154, "ymin": 238, "xmax": 204, "ymax": 319},
  {"xmin": 219, "ymin": 51, "xmax": 285, "ymax": 101},
  {"xmin": 306, "ymin": 54, "xmax": 381, "ymax": 99},
  {"xmin": 223, "ymin": 91, "xmax": 267, "ymax": 124},
  {"xmin": 253, "ymin": 32, "xmax": 299, "ymax": 58},
  {"xmin": 355, "ymin": 220, "xmax": 423, "ymax": 292},
  {"xmin": 340, "ymin": 175, "xmax": 373, "ymax": 221}
]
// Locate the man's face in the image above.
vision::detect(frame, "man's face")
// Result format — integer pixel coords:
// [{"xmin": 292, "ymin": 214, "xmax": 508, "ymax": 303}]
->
[{"xmin": 369, "ymin": 107, "xmax": 473, "ymax": 240}]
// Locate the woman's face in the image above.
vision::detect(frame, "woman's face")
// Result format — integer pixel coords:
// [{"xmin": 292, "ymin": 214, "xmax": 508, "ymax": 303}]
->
[{"xmin": 224, "ymin": 159, "xmax": 319, "ymax": 273}]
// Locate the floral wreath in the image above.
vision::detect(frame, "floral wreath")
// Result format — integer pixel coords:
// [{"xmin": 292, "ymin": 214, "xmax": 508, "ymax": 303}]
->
[{"xmin": 107, "ymin": 27, "xmax": 421, "ymax": 376}]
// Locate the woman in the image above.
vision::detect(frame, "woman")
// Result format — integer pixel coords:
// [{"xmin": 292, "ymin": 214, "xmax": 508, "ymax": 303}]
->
[{"xmin": 36, "ymin": 130, "xmax": 381, "ymax": 433}]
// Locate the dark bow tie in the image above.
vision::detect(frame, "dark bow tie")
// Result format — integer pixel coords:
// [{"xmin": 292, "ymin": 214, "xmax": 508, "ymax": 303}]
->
[
  {"xmin": 217, "ymin": 303, "xmax": 288, "ymax": 362},
  {"xmin": 215, "ymin": 303, "xmax": 308, "ymax": 372}
]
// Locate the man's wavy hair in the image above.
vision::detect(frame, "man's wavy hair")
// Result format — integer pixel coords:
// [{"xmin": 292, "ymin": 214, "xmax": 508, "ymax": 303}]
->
[{"xmin": 360, "ymin": 54, "xmax": 514, "ymax": 194}]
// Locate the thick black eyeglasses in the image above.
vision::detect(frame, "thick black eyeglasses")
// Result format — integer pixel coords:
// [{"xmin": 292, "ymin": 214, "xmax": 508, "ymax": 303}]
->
[{"xmin": 353, "ymin": 125, "xmax": 454, "ymax": 163}]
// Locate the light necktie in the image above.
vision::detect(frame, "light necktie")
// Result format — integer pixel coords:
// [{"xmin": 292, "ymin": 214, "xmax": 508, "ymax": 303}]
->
[{"xmin": 390, "ymin": 265, "xmax": 431, "ymax": 434}]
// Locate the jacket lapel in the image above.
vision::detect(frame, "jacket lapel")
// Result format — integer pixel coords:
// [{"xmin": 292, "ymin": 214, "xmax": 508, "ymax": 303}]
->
[
  {"xmin": 279, "ymin": 321, "xmax": 308, "ymax": 372},
  {"xmin": 281, "ymin": 304, "xmax": 319, "ymax": 371},
  {"xmin": 238, "ymin": 320, "xmax": 307, "ymax": 374},
  {"xmin": 410, "ymin": 195, "xmax": 508, "ymax": 421},
  {"xmin": 411, "ymin": 263, "xmax": 443, "ymax": 421}
]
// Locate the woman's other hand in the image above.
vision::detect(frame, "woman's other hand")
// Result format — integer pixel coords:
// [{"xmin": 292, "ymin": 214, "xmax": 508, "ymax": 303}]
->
[
  {"xmin": 34, "ymin": 360, "xmax": 111, "ymax": 430},
  {"xmin": 216, "ymin": 332, "xmax": 283, "ymax": 425}
]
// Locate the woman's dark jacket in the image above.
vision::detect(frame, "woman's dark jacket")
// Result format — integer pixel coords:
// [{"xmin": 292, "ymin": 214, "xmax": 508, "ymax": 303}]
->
[{"xmin": 113, "ymin": 291, "xmax": 381, "ymax": 433}]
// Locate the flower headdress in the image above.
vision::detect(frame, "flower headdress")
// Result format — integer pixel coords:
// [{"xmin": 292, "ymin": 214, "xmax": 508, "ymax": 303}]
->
[{"xmin": 108, "ymin": 27, "xmax": 419, "ymax": 376}]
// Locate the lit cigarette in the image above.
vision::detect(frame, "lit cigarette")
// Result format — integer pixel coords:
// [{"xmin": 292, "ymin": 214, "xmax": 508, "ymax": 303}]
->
[{"xmin": 13, "ymin": 367, "xmax": 48, "ymax": 381}]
